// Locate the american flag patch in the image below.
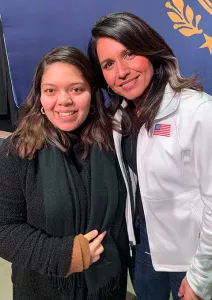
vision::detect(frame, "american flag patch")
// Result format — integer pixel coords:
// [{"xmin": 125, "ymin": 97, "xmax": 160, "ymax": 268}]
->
[{"xmin": 153, "ymin": 124, "xmax": 171, "ymax": 137}]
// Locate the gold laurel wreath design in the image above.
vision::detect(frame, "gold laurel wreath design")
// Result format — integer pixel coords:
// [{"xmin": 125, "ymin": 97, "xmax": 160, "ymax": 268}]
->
[
  {"xmin": 165, "ymin": 0, "xmax": 203, "ymax": 36},
  {"xmin": 198, "ymin": 0, "xmax": 212, "ymax": 15}
]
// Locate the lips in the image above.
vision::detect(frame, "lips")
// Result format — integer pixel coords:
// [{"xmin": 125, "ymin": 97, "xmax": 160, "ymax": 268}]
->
[
  {"xmin": 58, "ymin": 111, "xmax": 76, "ymax": 116},
  {"xmin": 120, "ymin": 76, "xmax": 139, "ymax": 90}
]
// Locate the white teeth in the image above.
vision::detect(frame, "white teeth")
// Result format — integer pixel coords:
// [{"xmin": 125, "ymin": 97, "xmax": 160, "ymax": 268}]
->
[
  {"xmin": 59, "ymin": 112, "xmax": 75, "ymax": 116},
  {"xmin": 123, "ymin": 79, "xmax": 135, "ymax": 87}
]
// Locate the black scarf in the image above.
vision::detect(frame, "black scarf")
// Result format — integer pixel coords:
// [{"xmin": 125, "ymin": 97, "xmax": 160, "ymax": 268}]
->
[{"xmin": 38, "ymin": 140, "xmax": 121, "ymax": 298}]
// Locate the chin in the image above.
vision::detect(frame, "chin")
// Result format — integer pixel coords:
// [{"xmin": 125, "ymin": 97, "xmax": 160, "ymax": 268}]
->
[
  {"xmin": 64, "ymin": 127, "xmax": 78, "ymax": 132},
  {"xmin": 123, "ymin": 90, "xmax": 145, "ymax": 102},
  {"xmin": 56, "ymin": 125, "xmax": 76, "ymax": 132},
  {"xmin": 123, "ymin": 94, "xmax": 140, "ymax": 102}
]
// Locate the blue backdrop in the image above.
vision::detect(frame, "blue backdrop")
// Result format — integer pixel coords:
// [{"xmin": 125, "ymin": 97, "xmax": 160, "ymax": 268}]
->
[{"xmin": 0, "ymin": 0, "xmax": 212, "ymax": 105}]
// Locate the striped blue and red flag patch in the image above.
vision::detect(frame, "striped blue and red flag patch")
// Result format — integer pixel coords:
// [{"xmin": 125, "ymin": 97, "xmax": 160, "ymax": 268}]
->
[{"xmin": 153, "ymin": 124, "xmax": 171, "ymax": 137}]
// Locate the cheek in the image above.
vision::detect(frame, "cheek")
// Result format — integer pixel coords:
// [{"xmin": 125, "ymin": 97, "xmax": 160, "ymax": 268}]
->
[
  {"xmin": 136, "ymin": 57, "xmax": 153, "ymax": 74},
  {"xmin": 40, "ymin": 96, "xmax": 55, "ymax": 110},
  {"xmin": 146, "ymin": 64, "xmax": 154, "ymax": 82},
  {"xmin": 77, "ymin": 95, "xmax": 91, "ymax": 113}
]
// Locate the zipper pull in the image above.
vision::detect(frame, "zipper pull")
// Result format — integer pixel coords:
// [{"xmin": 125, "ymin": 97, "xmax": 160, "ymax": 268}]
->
[{"xmin": 129, "ymin": 241, "xmax": 133, "ymax": 257}]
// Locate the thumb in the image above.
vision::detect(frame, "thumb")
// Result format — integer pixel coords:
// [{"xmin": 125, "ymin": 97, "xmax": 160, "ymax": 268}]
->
[
  {"xmin": 84, "ymin": 230, "xmax": 98, "ymax": 242},
  {"xmin": 178, "ymin": 277, "xmax": 186, "ymax": 297}
]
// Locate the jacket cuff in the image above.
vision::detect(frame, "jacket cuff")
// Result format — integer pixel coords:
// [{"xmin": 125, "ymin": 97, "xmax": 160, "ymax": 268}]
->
[{"xmin": 187, "ymin": 267, "xmax": 212, "ymax": 300}]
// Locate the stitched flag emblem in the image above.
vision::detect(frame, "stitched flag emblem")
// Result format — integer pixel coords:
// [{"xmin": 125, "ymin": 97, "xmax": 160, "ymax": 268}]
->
[{"xmin": 153, "ymin": 124, "xmax": 171, "ymax": 137}]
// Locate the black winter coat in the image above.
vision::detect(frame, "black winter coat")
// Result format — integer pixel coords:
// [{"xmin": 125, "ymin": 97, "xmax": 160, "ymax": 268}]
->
[{"xmin": 0, "ymin": 141, "xmax": 129, "ymax": 300}]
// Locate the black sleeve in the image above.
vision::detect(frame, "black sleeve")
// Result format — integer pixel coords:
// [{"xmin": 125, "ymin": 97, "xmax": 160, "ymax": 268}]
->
[{"xmin": 0, "ymin": 140, "xmax": 74, "ymax": 277}]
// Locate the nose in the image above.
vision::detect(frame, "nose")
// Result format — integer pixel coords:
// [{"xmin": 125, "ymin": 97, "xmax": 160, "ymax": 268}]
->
[
  {"xmin": 57, "ymin": 91, "xmax": 73, "ymax": 106},
  {"xmin": 116, "ymin": 60, "xmax": 130, "ymax": 79}
]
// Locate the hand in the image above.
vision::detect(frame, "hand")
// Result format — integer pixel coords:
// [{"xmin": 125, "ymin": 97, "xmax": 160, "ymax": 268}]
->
[
  {"xmin": 84, "ymin": 230, "xmax": 106, "ymax": 264},
  {"xmin": 178, "ymin": 277, "xmax": 203, "ymax": 300}
]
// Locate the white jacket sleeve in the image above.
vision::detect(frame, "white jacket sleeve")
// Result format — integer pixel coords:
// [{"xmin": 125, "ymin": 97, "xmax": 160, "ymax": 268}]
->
[{"xmin": 187, "ymin": 100, "xmax": 212, "ymax": 299}]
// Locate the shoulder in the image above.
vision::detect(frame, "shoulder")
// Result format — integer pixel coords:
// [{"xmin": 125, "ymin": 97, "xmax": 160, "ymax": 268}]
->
[
  {"xmin": 0, "ymin": 137, "xmax": 16, "ymax": 164},
  {"xmin": 179, "ymin": 89, "xmax": 212, "ymax": 110},
  {"xmin": 176, "ymin": 90, "xmax": 212, "ymax": 147},
  {"xmin": 0, "ymin": 137, "xmax": 34, "ymax": 175},
  {"xmin": 176, "ymin": 89, "xmax": 212, "ymax": 124}
]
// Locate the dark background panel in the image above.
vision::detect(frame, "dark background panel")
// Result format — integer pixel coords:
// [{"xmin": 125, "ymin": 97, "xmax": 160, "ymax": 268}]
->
[{"xmin": 0, "ymin": 0, "xmax": 211, "ymax": 107}]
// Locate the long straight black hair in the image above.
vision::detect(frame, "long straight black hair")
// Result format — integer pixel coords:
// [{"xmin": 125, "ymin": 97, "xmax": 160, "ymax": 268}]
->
[{"xmin": 88, "ymin": 12, "xmax": 202, "ymax": 132}]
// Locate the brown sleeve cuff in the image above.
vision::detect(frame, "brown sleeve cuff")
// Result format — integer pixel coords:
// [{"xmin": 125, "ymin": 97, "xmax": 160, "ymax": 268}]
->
[
  {"xmin": 67, "ymin": 234, "xmax": 91, "ymax": 276},
  {"xmin": 78, "ymin": 234, "xmax": 91, "ymax": 270}
]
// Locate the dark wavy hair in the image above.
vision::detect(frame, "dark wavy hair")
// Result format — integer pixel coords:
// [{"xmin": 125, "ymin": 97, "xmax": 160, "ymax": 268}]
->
[
  {"xmin": 88, "ymin": 12, "xmax": 202, "ymax": 132},
  {"xmin": 10, "ymin": 46, "xmax": 113, "ymax": 159}
]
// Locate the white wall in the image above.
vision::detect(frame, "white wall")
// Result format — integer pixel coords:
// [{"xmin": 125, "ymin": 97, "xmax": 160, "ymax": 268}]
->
[{"xmin": 0, "ymin": 258, "xmax": 12, "ymax": 300}]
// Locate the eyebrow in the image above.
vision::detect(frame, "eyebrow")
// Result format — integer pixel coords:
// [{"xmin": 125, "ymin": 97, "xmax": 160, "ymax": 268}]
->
[
  {"xmin": 99, "ymin": 58, "xmax": 112, "ymax": 67},
  {"xmin": 41, "ymin": 82, "xmax": 86, "ymax": 87},
  {"xmin": 99, "ymin": 49, "xmax": 129, "ymax": 67}
]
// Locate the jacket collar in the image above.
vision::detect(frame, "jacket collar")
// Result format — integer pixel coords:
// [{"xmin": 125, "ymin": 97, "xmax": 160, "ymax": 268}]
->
[{"xmin": 155, "ymin": 84, "xmax": 180, "ymax": 120}]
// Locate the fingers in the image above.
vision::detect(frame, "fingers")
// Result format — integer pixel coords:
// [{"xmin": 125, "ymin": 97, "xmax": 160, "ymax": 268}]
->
[
  {"xmin": 90, "ymin": 244, "xmax": 104, "ymax": 264},
  {"xmin": 94, "ymin": 244, "xmax": 104, "ymax": 256},
  {"xmin": 178, "ymin": 277, "xmax": 186, "ymax": 297},
  {"xmin": 90, "ymin": 231, "xmax": 106, "ymax": 249},
  {"xmin": 84, "ymin": 230, "xmax": 98, "ymax": 242},
  {"xmin": 178, "ymin": 277, "xmax": 202, "ymax": 300},
  {"xmin": 89, "ymin": 232, "xmax": 106, "ymax": 253},
  {"xmin": 178, "ymin": 290, "xmax": 184, "ymax": 297},
  {"xmin": 92, "ymin": 255, "xmax": 100, "ymax": 263},
  {"xmin": 86, "ymin": 231, "xmax": 107, "ymax": 265}
]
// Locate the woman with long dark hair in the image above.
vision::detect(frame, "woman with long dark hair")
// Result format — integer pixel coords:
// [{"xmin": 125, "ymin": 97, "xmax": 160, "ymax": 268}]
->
[
  {"xmin": 0, "ymin": 46, "xmax": 129, "ymax": 300},
  {"xmin": 88, "ymin": 12, "xmax": 212, "ymax": 300}
]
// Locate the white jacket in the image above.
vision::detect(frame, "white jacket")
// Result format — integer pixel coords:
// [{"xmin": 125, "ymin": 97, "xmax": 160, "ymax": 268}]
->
[{"xmin": 113, "ymin": 84, "xmax": 212, "ymax": 299}]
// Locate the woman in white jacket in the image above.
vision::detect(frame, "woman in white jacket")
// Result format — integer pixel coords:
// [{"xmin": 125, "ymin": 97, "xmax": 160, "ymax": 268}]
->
[{"xmin": 88, "ymin": 12, "xmax": 212, "ymax": 300}]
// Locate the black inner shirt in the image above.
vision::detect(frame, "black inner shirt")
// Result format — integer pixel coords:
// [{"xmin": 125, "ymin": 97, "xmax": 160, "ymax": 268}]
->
[{"xmin": 121, "ymin": 132, "xmax": 144, "ymax": 220}]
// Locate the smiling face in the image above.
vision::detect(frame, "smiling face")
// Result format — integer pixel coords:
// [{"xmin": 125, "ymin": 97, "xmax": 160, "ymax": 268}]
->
[
  {"xmin": 97, "ymin": 37, "xmax": 154, "ymax": 105},
  {"xmin": 40, "ymin": 62, "xmax": 91, "ymax": 132}
]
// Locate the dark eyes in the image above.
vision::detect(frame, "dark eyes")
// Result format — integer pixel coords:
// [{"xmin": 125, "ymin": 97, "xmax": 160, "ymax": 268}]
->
[
  {"xmin": 103, "ymin": 61, "xmax": 114, "ymax": 70},
  {"xmin": 102, "ymin": 51, "xmax": 135, "ymax": 70},
  {"xmin": 43, "ymin": 87, "xmax": 84, "ymax": 95},
  {"xmin": 72, "ymin": 87, "xmax": 84, "ymax": 93},
  {"xmin": 125, "ymin": 51, "xmax": 135, "ymax": 58},
  {"xmin": 45, "ymin": 88, "xmax": 55, "ymax": 94}
]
